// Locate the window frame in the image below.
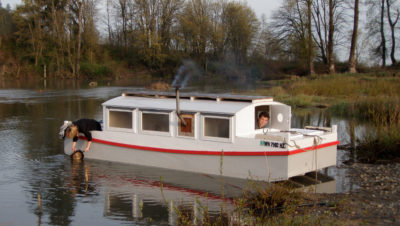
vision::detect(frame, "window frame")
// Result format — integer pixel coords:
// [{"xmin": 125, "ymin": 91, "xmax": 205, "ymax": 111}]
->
[
  {"xmin": 140, "ymin": 110, "xmax": 172, "ymax": 136},
  {"xmin": 201, "ymin": 114, "xmax": 233, "ymax": 142},
  {"xmin": 107, "ymin": 108, "xmax": 135, "ymax": 132},
  {"xmin": 176, "ymin": 112, "xmax": 197, "ymax": 139},
  {"xmin": 255, "ymin": 105, "xmax": 271, "ymax": 130}
]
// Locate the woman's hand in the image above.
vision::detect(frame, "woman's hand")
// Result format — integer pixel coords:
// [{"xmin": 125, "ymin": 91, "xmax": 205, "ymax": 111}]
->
[{"xmin": 84, "ymin": 141, "xmax": 92, "ymax": 152}]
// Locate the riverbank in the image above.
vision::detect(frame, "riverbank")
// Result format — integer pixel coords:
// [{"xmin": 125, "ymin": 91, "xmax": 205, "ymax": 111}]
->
[
  {"xmin": 231, "ymin": 162, "xmax": 400, "ymax": 225},
  {"xmin": 317, "ymin": 162, "xmax": 400, "ymax": 225}
]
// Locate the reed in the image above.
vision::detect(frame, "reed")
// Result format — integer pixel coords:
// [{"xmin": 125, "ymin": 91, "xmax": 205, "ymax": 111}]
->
[
  {"xmin": 353, "ymin": 98, "xmax": 400, "ymax": 163},
  {"xmin": 231, "ymin": 181, "xmax": 343, "ymax": 225},
  {"xmin": 241, "ymin": 182, "xmax": 306, "ymax": 218},
  {"xmin": 167, "ymin": 179, "xmax": 345, "ymax": 225}
]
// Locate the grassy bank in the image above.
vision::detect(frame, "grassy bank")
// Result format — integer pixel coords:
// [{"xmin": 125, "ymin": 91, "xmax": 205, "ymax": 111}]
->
[
  {"xmin": 171, "ymin": 182, "xmax": 347, "ymax": 225},
  {"xmin": 254, "ymin": 72, "xmax": 400, "ymax": 108},
  {"xmin": 253, "ymin": 72, "xmax": 400, "ymax": 163}
]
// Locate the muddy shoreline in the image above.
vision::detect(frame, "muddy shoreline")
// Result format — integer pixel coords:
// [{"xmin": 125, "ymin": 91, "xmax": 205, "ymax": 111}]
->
[{"xmin": 318, "ymin": 162, "xmax": 400, "ymax": 225}]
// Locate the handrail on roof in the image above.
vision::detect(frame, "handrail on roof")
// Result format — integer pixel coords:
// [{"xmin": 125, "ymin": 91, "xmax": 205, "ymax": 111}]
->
[{"xmin": 122, "ymin": 91, "xmax": 273, "ymax": 103}]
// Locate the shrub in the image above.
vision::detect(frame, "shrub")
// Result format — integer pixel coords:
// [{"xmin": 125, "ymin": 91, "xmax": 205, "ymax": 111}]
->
[{"xmin": 80, "ymin": 62, "xmax": 112, "ymax": 78}]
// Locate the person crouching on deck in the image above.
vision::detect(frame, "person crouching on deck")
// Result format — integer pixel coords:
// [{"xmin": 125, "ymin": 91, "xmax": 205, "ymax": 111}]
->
[{"xmin": 65, "ymin": 119, "xmax": 102, "ymax": 152}]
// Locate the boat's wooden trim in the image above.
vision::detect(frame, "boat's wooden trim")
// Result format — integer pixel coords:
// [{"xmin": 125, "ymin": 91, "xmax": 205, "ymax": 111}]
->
[{"xmin": 80, "ymin": 136, "xmax": 339, "ymax": 156}]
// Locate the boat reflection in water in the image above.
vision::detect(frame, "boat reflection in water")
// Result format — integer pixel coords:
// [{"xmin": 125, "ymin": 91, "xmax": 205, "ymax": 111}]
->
[
  {"xmin": 67, "ymin": 157, "xmax": 336, "ymax": 225},
  {"xmin": 69, "ymin": 158, "xmax": 244, "ymax": 225}
]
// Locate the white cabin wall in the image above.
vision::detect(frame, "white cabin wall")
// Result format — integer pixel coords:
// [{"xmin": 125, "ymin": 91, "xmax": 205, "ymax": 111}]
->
[
  {"xmin": 235, "ymin": 106, "xmax": 255, "ymax": 136},
  {"xmin": 102, "ymin": 105, "xmax": 108, "ymax": 130},
  {"xmin": 171, "ymin": 111, "xmax": 177, "ymax": 137}
]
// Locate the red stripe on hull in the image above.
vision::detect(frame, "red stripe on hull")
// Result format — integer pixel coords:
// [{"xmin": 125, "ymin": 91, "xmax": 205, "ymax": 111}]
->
[{"xmin": 80, "ymin": 136, "xmax": 339, "ymax": 156}]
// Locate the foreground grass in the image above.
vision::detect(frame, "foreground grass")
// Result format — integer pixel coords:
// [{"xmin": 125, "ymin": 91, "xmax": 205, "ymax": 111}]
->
[{"xmin": 172, "ymin": 182, "xmax": 348, "ymax": 225}]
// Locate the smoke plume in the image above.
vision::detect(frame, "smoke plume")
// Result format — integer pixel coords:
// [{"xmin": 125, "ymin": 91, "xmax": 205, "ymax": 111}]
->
[{"xmin": 171, "ymin": 60, "xmax": 200, "ymax": 89}]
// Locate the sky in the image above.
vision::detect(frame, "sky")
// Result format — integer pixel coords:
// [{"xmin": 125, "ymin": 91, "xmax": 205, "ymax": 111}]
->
[
  {"xmin": 0, "ymin": 0, "xmax": 283, "ymax": 20},
  {"xmin": 246, "ymin": 0, "xmax": 282, "ymax": 19}
]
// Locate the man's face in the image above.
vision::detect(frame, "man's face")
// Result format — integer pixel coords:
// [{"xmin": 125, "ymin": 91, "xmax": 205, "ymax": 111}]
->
[{"xmin": 259, "ymin": 116, "xmax": 269, "ymax": 128}]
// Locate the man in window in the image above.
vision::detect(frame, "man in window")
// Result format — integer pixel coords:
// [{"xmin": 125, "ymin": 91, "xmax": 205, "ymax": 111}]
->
[{"xmin": 256, "ymin": 112, "xmax": 270, "ymax": 129}]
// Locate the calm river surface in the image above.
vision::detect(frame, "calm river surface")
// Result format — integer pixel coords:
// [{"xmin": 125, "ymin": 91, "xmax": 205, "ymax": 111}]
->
[{"xmin": 0, "ymin": 79, "xmax": 356, "ymax": 225}]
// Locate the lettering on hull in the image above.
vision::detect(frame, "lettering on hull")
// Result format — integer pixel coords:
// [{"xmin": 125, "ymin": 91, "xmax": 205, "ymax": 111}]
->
[{"xmin": 260, "ymin": 141, "xmax": 286, "ymax": 149}]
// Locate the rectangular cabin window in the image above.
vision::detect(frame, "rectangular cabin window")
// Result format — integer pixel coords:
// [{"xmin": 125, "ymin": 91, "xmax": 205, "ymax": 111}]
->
[
  {"xmin": 178, "ymin": 114, "xmax": 195, "ymax": 137},
  {"xmin": 142, "ymin": 112, "xmax": 170, "ymax": 132},
  {"xmin": 203, "ymin": 116, "xmax": 230, "ymax": 139},
  {"xmin": 109, "ymin": 110, "xmax": 133, "ymax": 129}
]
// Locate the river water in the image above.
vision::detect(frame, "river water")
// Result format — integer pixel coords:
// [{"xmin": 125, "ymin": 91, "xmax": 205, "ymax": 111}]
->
[{"xmin": 0, "ymin": 79, "xmax": 358, "ymax": 225}]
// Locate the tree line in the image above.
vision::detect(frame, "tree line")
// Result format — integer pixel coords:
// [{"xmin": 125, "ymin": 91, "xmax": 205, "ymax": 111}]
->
[{"xmin": 0, "ymin": 0, "xmax": 399, "ymax": 81}]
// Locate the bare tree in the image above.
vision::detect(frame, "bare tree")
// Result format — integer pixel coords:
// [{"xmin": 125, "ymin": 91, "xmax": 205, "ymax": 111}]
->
[
  {"xmin": 327, "ymin": 0, "xmax": 335, "ymax": 73},
  {"xmin": 311, "ymin": 0, "xmax": 345, "ymax": 73},
  {"xmin": 208, "ymin": 0, "xmax": 225, "ymax": 61},
  {"xmin": 159, "ymin": 0, "xmax": 184, "ymax": 52},
  {"xmin": 386, "ymin": 0, "xmax": 399, "ymax": 65},
  {"xmin": 116, "ymin": 0, "xmax": 129, "ymax": 49},
  {"xmin": 271, "ymin": 0, "xmax": 309, "ymax": 66},
  {"xmin": 312, "ymin": 0, "xmax": 328, "ymax": 64},
  {"xmin": 106, "ymin": 0, "xmax": 113, "ymax": 44},
  {"xmin": 307, "ymin": 0, "xmax": 315, "ymax": 75},
  {"xmin": 76, "ymin": 0, "xmax": 83, "ymax": 78},
  {"xmin": 366, "ymin": 0, "xmax": 388, "ymax": 67},
  {"xmin": 348, "ymin": 0, "xmax": 359, "ymax": 73},
  {"xmin": 380, "ymin": 0, "xmax": 387, "ymax": 67}
]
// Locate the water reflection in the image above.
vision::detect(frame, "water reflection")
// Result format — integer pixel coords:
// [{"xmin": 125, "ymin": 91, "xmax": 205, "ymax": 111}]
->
[
  {"xmin": 0, "ymin": 85, "xmax": 130, "ymax": 225},
  {"xmin": 67, "ymin": 159, "xmax": 240, "ymax": 225}
]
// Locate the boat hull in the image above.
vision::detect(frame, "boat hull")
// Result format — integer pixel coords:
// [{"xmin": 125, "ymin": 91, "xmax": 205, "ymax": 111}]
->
[{"xmin": 64, "ymin": 136, "xmax": 337, "ymax": 182}]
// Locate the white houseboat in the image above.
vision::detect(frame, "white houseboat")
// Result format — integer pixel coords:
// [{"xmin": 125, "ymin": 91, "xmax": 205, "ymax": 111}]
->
[{"xmin": 62, "ymin": 90, "xmax": 338, "ymax": 181}]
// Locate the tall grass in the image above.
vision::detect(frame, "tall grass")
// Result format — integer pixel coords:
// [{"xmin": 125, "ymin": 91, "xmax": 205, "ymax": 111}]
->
[
  {"xmin": 168, "ymin": 181, "xmax": 343, "ymax": 225},
  {"xmin": 258, "ymin": 73, "xmax": 400, "ymax": 109},
  {"xmin": 287, "ymin": 73, "xmax": 400, "ymax": 98},
  {"xmin": 353, "ymin": 98, "xmax": 400, "ymax": 163}
]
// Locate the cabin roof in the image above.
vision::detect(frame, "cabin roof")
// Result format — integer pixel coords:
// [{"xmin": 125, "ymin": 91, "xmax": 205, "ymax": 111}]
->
[
  {"xmin": 122, "ymin": 91, "xmax": 273, "ymax": 102},
  {"xmin": 102, "ymin": 91, "xmax": 274, "ymax": 114}
]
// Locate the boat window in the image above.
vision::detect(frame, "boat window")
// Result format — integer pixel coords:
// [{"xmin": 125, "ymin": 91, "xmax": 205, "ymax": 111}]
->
[
  {"xmin": 109, "ymin": 109, "xmax": 133, "ymax": 129},
  {"xmin": 203, "ymin": 116, "xmax": 230, "ymax": 139},
  {"xmin": 142, "ymin": 112, "xmax": 170, "ymax": 132},
  {"xmin": 178, "ymin": 114, "xmax": 195, "ymax": 137}
]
